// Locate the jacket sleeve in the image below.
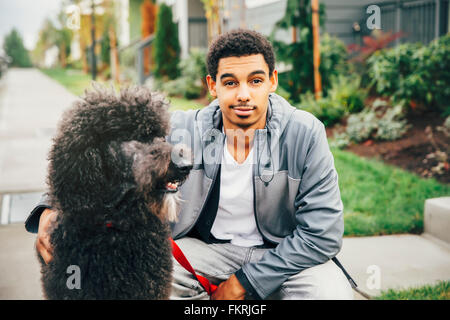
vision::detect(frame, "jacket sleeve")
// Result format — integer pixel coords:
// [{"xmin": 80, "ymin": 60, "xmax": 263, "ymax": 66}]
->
[
  {"xmin": 237, "ymin": 121, "xmax": 344, "ymax": 299},
  {"xmin": 24, "ymin": 193, "xmax": 51, "ymax": 233}
]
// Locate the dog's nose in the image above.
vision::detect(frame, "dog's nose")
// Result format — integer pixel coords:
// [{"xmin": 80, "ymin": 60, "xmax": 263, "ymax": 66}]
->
[{"xmin": 171, "ymin": 144, "xmax": 193, "ymax": 172}]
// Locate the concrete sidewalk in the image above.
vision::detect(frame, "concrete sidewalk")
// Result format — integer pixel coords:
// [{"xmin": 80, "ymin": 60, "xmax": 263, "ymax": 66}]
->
[
  {"xmin": 0, "ymin": 68, "xmax": 77, "ymax": 194},
  {"xmin": 0, "ymin": 68, "xmax": 77, "ymax": 299},
  {"xmin": 0, "ymin": 223, "xmax": 43, "ymax": 299},
  {"xmin": 336, "ymin": 233, "xmax": 450, "ymax": 299},
  {"xmin": 1, "ymin": 222, "xmax": 449, "ymax": 300}
]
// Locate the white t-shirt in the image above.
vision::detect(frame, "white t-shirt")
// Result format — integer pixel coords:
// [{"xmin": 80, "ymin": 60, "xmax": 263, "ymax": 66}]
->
[{"xmin": 210, "ymin": 138, "xmax": 264, "ymax": 247}]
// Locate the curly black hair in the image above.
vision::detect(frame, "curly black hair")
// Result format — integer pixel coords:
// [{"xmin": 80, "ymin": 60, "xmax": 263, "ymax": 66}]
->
[{"xmin": 206, "ymin": 29, "xmax": 275, "ymax": 81}]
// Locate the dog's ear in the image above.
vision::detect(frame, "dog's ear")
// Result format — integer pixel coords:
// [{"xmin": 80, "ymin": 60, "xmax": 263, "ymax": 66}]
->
[{"xmin": 121, "ymin": 139, "xmax": 171, "ymax": 192}]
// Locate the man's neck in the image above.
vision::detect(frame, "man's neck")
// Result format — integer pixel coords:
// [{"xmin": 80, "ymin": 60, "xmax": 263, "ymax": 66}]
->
[{"xmin": 223, "ymin": 122, "xmax": 265, "ymax": 164}]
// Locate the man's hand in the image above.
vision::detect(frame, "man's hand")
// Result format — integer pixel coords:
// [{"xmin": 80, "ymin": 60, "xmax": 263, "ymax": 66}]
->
[
  {"xmin": 36, "ymin": 208, "xmax": 56, "ymax": 264},
  {"xmin": 211, "ymin": 274, "xmax": 246, "ymax": 300}
]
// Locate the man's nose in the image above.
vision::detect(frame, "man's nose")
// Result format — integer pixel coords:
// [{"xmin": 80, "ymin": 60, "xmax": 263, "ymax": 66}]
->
[{"xmin": 237, "ymin": 84, "xmax": 250, "ymax": 103}]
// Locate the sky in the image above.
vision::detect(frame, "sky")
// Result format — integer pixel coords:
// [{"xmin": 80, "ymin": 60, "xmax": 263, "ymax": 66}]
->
[{"xmin": 0, "ymin": 0, "xmax": 63, "ymax": 51}]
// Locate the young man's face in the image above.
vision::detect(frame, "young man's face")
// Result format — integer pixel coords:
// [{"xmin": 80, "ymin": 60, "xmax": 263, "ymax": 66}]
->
[{"xmin": 206, "ymin": 54, "xmax": 278, "ymax": 131}]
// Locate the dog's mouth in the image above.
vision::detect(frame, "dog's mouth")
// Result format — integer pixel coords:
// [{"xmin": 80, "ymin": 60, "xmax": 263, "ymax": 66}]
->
[{"xmin": 161, "ymin": 182, "xmax": 179, "ymax": 193}]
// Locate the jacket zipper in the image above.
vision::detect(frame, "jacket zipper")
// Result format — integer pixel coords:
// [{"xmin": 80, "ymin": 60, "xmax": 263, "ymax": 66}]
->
[{"xmin": 252, "ymin": 130, "xmax": 272, "ymax": 245}]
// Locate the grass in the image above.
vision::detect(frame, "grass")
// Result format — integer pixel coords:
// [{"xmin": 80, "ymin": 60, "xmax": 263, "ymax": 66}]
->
[
  {"xmin": 332, "ymin": 147, "xmax": 450, "ymax": 236},
  {"xmin": 39, "ymin": 68, "xmax": 202, "ymax": 112},
  {"xmin": 39, "ymin": 68, "xmax": 94, "ymax": 96},
  {"xmin": 40, "ymin": 67, "xmax": 450, "ymax": 237},
  {"xmin": 376, "ymin": 281, "xmax": 449, "ymax": 300},
  {"xmin": 167, "ymin": 97, "xmax": 204, "ymax": 112}
]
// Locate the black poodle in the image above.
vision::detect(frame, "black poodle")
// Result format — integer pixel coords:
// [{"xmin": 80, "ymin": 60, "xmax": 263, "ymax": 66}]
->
[{"xmin": 38, "ymin": 85, "xmax": 192, "ymax": 299}]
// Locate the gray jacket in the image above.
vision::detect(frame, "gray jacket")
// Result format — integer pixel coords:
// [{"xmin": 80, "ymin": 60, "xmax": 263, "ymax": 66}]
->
[{"xmin": 168, "ymin": 93, "xmax": 344, "ymax": 299}]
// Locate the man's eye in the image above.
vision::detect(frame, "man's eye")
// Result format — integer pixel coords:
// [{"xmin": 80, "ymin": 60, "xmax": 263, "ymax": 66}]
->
[
  {"xmin": 251, "ymin": 79, "xmax": 263, "ymax": 85},
  {"xmin": 224, "ymin": 81, "xmax": 236, "ymax": 86}
]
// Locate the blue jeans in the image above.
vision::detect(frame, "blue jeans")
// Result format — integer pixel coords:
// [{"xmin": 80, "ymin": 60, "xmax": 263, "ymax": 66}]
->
[{"xmin": 170, "ymin": 237, "xmax": 354, "ymax": 300}]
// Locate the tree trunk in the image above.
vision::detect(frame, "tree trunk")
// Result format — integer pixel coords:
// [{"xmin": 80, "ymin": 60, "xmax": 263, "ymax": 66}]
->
[{"xmin": 311, "ymin": 0, "xmax": 322, "ymax": 99}]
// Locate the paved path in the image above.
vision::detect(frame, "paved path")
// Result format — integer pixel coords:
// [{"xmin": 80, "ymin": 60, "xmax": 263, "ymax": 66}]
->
[
  {"xmin": 336, "ymin": 233, "xmax": 450, "ymax": 299},
  {"xmin": 2, "ymin": 222, "xmax": 449, "ymax": 300},
  {"xmin": 0, "ymin": 68, "xmax": 77, "ymax": 194},
  {"xmin": 0, "ymin": 223, "xmax": 43, "ymax": 299},
  {"xmin": 0, "ymin": 69, "xmax": 77, "ymax": 299}
]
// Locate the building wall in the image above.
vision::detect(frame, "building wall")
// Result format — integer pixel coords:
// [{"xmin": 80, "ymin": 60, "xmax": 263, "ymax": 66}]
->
[
  {"xmin": 117, "ymin": 0, "xmax": 130, "ymax": 46},
  {"xmin": 169, "ymin": 0, "xmax": 207, "ymax": 57},
  {"xmin": 224, "ymin": 0, "xmax": 448, "ymax": 45},
  {"xmin": 187, "ymin": 0, "xmax": 208, "ymax": 50},
  {"xmin": 188, "ymin": 0, "xmax": 204, "ymax": 17}
]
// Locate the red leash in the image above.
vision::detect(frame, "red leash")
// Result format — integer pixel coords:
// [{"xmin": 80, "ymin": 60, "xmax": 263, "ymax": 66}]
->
[{"xmin": 170, "ymin": 238, "xmax": 218, "ymax": 296}]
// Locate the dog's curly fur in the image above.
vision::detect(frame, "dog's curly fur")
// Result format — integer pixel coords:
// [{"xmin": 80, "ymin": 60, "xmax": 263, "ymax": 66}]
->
[{"xmin": 39, "ymin": 85, "xmax": 191, "ymax": 299}]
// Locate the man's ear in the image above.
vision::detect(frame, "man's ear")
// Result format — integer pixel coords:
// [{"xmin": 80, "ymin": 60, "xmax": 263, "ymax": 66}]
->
[
  {"xmin": 206, "ymin": 75, "xmax": 217, "ymax": 97},
  {"xmin": 269, "ymin": 69, "xmax": 278, "ymax": 93}
]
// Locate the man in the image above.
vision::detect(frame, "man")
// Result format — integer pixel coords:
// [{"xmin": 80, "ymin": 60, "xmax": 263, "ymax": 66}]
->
[{"xmin": 26, "ymin": 29, "xmax": 353, "ymax": 300}]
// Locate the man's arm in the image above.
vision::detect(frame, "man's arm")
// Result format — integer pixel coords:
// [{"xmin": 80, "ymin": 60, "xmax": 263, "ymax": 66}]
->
[
  {"xmin": 25, "ymin": 193, "xmax": 56, "ymax": 264},
  {"xmin": 235, "ymin": 120, "xmax": 344, "ymax": 299},
  {"xmin": 25, "ymin": 193, "xmax": 51, "ymax": 233}
]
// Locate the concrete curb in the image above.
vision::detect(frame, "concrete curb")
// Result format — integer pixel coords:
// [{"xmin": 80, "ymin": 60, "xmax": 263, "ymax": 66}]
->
[{"xmin": 424, "ymin": 197, "xmax": 450, "ymax": 245}]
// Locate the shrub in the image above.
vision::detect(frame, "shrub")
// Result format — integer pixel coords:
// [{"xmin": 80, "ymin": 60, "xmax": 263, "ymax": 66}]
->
[
  {"xmin": 345, "ymin": 110, "xmax": 377, "ymax": 143},
  {"xmin": 275, "ymin": 33, "xmax": 348, "ymax": 103},
  {"xmin": 345, "ymin": 99, "xmax": 410, "ymax": 144},
  {"xmin": 160, "ymin": 48, "xmax": 207, "ymax": 99},
  {"xmin": 367, "ymin": 34, "xmax": 450, "ymax": 115},
  {"xmin": 271, "ymin": 0, "xmax": 348, "ymax": 102},
  {"xmin": 376, "ymin": 104, "xmax": 410, "ymax": 140},
  {"xmin": 319, "ymin": 34, "xmax": 349, "ymax": 94},
  {"xmin": 367, "ymin": 43, "xmax": 419, "ymax": 96},
  {"xmin": 420, "ymin": 34, "xmax": 450, "ymax": 115},
  {"xmin": 296, "ymin": 74, "xmax": 367, "ymax": 127},
  {"xmin": 275, "ymin": 85, "xmax": 291, "ymax": 102},
  {"xmin": 153, "ymin": 3, "xmax": 180, "ymax": 80},
  {"xmin": 328, "ymin": 74, "xmax": 367, "ymax": 114},
  {"xmin": 297, "ymin": 92, "xmax": 346, "ymax": 127},
  {"xmin": 3, "ymin": 28, "xmax": 32, "ymax": 67}
]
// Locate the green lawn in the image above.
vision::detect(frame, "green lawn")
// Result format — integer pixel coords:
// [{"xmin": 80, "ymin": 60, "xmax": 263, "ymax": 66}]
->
[
  {"xmin": 40, "ymin": 68, "xmax": 94, "ymax": 96},
  {"xmin": 39, "ymin": 68, "xmax": 201, "ymax": 111},
  {"xmin": 167, "ymin": 97, "xmax": 204, "ymax": 112},
  {"xmin": 376, "ymin": 281, "xmax": 449, "ymax": 300},
  {"xmin": 41, "ymin": 67, "xmax": 450, "ymax": 237},
  {"xmin": 332, "ymin": 147, "xmax": 450, "ymax": 236}
]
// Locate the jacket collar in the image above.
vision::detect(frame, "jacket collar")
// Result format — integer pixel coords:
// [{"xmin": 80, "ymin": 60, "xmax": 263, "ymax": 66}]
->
[{"xmin": 195, "ymin": 93, "xmax": 296, "ymax": 180}]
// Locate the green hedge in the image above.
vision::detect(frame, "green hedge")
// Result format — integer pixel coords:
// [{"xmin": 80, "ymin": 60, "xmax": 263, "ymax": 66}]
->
[
  {"xmin": 153, "ymin": 3, "xmax": 180, "ymax": 80},
  {"xmin": 367, "ymin": 34, "xmax": 450, "ymax": 115}
]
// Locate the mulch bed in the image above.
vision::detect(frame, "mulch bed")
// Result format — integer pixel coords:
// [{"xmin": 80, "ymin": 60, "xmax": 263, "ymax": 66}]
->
[{"xmin": 327, "ymin": 110, "xmax": 450, "ymax": 184}]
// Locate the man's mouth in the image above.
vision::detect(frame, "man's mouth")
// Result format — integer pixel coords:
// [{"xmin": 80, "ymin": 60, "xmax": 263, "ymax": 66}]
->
[{"xmin": 231, "ymin": 105, "xmax": 256, "ymax": 117}]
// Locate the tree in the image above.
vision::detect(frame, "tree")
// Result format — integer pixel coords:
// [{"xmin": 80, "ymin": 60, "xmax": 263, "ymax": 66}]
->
[
  {"xmin": 270, "ymin": 0, "xmax": 325, "ymax": 102},
  {"xmin": 3, "ymin": 28, "xmax": 32, "ymax": 67},
  {"xmin": 201, "ymin": 0, "xmax": 223, "ymax": 44},
  {"xmin": 54, "ymin": 10, "xmax": 73, "ymax": 68},
  {"xmin": 153, "ymin": 3, "xmax": 180, "ymax": 80},
  {"xmin": 141, "ymin": 0, "xmax": 158, "ymax": 75},
  {"xmin": 32, "ymin": 14, "xmax": 72, "ymax": 69}
]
